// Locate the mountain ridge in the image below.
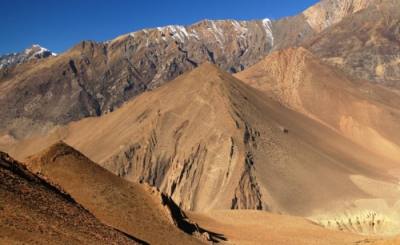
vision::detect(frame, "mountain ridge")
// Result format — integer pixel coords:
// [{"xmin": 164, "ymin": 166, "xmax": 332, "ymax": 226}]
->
[{"xmin": 0, "ymin": 0, "xmax": 386, "ymax": 141}]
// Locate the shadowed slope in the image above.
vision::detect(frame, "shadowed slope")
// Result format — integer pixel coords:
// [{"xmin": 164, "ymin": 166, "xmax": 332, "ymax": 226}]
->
[
  {"xmin": 0, "ymin": 151, "xmax": 143, "ymax": 245},
  {"xmin": 25, "ymin": 142, "xmax": 209, "ymax": 245}
]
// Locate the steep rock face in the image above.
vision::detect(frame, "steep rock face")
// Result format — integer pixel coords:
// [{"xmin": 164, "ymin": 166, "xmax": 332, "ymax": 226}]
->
[
  {"xmin": 302, "ymin": 0, "xmax": 374, "ymax": 32},
  {"xmin": 0, "ymin": 151, "xmax": 142, "ymax": 244},
  {"xmin": 5, "ymin": 64, "xmax": 397, "ymax": 217},
  {"xmin": 236, "ymin": 47, "xmax": 400, "ymax": 163},
  {"xmin": 269, "ymin": 14, "xmax": 316, "ymax": 51},
  {"xmin": 306, "ymin": 0, "xmax": 400, "ymax": 88},
  {"xmin": 268, "ymin": 0, "xmax": 375, "ymax": 51}
]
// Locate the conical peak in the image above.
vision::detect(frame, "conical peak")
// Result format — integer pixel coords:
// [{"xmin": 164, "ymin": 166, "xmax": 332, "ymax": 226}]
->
[
  {"xmin": 193, "ymin": 62, "xmax": 224, "ymax": 74},
  {"xmin": 175, "ymin": 62, "xmax": 232, "ymax": 88},
  {"xmin": 27, "ymin": 141, "xmax": 84, "ymax": 164}
]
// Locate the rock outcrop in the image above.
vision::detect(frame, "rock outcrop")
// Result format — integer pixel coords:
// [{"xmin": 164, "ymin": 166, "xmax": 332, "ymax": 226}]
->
[
  {"xmin": 305, "ymin": 0, "xmax": 400, "ymax": 89},
  {"xmin": 302, "ymin": 0, "xmax": 374, "ymax": 32}
]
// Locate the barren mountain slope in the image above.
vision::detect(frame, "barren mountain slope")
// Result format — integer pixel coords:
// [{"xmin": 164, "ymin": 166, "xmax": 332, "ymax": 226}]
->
[
  {"xmin": 25, "ymin": 142, "xmax": 208, "ymax": 245},
  {"xmin": 5, "ymin": 64, "xmax": 399, "ymax": 222},
  {"xmin": 270, "ymin": 0, "xmax": 376, "ymax": 50},
  {"xmin": 0, "ymin": 0, "xmax": 379, "ymax": 142},
  {"xmin": 0, "ymin": 19, "xmax": 275, "ymax": 141},
  {"xmin": 0, "ymin": 151, "xmax": 142, "ymax": 245},
  {"xmin": 236, "ymin": 47, "xmax": 400, "ymax": 164},
  {"xmin": 305, "ymin": 0, "xmax": 400, "ymax": 88}
]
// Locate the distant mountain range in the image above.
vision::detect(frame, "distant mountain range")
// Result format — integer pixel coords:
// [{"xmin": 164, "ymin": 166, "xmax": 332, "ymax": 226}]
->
[
  {"xmin": 2, "ymin": 0, "xmax": 398, "ymax": 142},
  {"xmin": 0, "ymin": 44, "xmax": 56, "ymax": 68}
]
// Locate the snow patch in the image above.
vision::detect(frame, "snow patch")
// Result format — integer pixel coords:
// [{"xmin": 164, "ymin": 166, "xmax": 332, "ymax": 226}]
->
[
  {"xmin": 207, "ymin": 21, "xmax": 225, "ymax": 47},
  {"xmin": 189, "ymin": 29, "xmax": 200, "ymax": 40},
  {"xmin": 262, "ymin": 18, "xmax": 274, "ymax": 46},
  {"xmin": 157, "ymin": 25, "xmax": 189, "ymax": 43}
]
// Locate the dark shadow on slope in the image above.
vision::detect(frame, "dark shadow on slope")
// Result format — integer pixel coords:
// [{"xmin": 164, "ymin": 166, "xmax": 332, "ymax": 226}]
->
[{"xmin": 161, "ymin": 194, "xmax": 227, "ymax": 243}]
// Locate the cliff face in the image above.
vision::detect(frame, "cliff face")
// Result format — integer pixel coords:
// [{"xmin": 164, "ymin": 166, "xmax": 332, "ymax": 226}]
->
[
  {"xmin": 306, "ymin": 0, "xmax": 400, "ymax": 88},
  {"xmin": 302, "ymin": 0, "xmax": 374, "ymax": 32}
]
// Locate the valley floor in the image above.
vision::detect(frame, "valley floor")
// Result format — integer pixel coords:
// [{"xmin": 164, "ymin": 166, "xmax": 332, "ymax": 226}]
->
[{"xmin": 188, "ymin": 210, "xmax": 394, "ymax": 245}]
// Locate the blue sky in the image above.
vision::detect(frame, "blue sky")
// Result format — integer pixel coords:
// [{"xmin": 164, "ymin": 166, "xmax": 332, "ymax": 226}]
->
[{"xmin": 0, "ymin": 0, "xmax": 318, "ymax": 54}]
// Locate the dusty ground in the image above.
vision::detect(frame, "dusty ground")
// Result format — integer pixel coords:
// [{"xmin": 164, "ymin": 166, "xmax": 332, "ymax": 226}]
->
[{"xmin": 188, "ymin": 210, "xmax": 388, "ymax": 245}]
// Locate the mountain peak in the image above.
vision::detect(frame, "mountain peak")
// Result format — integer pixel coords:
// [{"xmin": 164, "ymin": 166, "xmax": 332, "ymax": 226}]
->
[
  {"xmin": 36, "ymin": 140, "xmax": 78, "ymax": 157},
  {"xmin": 26, "ymin": 141, "xmax": 88, "ymax": 174},
  {"xmin": 24, "ymin": 44, "xmax": 57, "ymax": 57},
  {"xmin": 193, "ymin": 62, "xmax": 223, "ymax": 73},
  {"xmin": 0, "ymin": 44, "xmax": 56, "ymax": 69}
]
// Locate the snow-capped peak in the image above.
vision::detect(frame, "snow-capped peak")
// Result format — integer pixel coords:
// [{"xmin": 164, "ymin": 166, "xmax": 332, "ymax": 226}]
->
[
  {"xmin": 0, "ymin": 44, "xmax": 56, "ymax": 69},
  {"xmin": 25, "ymin": 44, "xmax": 51, "ymax": 55}
]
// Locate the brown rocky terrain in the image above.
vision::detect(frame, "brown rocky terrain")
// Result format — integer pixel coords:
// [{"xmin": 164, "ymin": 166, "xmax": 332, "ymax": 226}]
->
[
  {"xmin": 2, "ymin": 0, "xmax": 400, "ymax": 243},
  {"xmin": 236, "ymin": 47, "xmax": 400, "ymax": 163},
  {"xmin": 270, "ymin": 0, "xmax": 375, "ymax": 50},
  {"xmin": 5, "ymin": 64, "xmax": 400, "ymax": 230},
  {"xmin": 0, "ymin": 19, "xmax": 275, "ymax": 141},
  {"xmin": 0, "ymin": 151, "xmax": 143, "ymax": 244},
  {"xmin": 302, "ymin": 0, "xmax": 375, "ymax": 33},
  {"xmin": 0, "ymin": 0, "xmax": 383, "ymax": 142},
  {"xmin": 236, "ymin": 46, "xmax": 400, "ymax": 235},
  {"xmin": 306, "ymin": 0, "xmax": 400, "ymax": 88},
  {"xmin": 24, "ymin": 142, "xmax": 211, "ymax": 245}
]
